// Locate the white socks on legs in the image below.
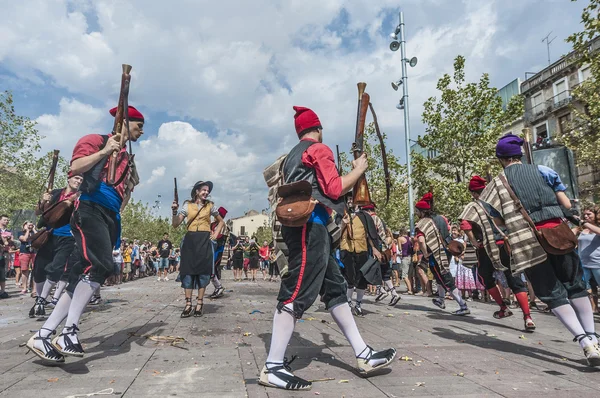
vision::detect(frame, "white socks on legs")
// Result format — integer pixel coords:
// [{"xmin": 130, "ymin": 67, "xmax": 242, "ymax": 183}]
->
[
  {"xmin": 330, "ymin": 303, "xmax": 367, "ymax": 355},
  {"xmin": 41, "ymin": 280, "xmax": 57, "ymax": 301},
  {"xmin": 438, "ymin": 286, "xmax": 446, "ymax": 298},
  {"xmin": 384, "ymin": 280, "xmax": 398, "ymax": 297},
  {"xmin": 212, "ymin": 276, "xmax": 222, "ymax": 289},
  {"xmin": 59, "ymin": 280, "xmax": 100, "ymax": 347},
  {"xmin": 355, "ymin": 289, "xmax": 365, "ymax": 303},
  {"xmin": 330, "ymin": 303, "xmax": 388, "ymax": 367},
  {"xmin": 551, "ymin": 304, "xmax": 590, "ymax": 348},
  {"xmin": 53, "ymin": 280, "xmax": 67, "ymax": 301},
  {"xmin": 450, "ymin": 288, "xmax": 467, "ymax": 308},
  {"xmin": 34, "ymin": 292, "xmax": 72, "ymax": 352},
  {"xmin": 347, "ymin": 288, "xmax": 354, "ymax": 302},
  {"xmin": 570, "ymin": 297, "xmax": 598, "ymax": 345},
  {"xmin": 265, "ymin": 303, "xmax": 297, "ymax": 387},
  {"xmin": 35, "ymin": 281, "xmax": 44, "ymax": 297}
]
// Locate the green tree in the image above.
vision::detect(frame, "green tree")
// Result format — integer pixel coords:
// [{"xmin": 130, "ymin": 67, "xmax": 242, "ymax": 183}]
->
[
  {"xmin": 413, "ymin": 55, "xmax": 524, "ymax": 220},
  {"xmin": 558, "ymin": 0, "xmax": 600, "ymax": 196},
  {"xmin": 0, "ymin": 90, "xmax": 70, "ymax": 216},
  {"xmin": 254, "ymin": 222, "xmax": 272, "ymax": 244},
  {"xmin": 121, "ymin": 200, "xmax": 186, "ymax": 246}
]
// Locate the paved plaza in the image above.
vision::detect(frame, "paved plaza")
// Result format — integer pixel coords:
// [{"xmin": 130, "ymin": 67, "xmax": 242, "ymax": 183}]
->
[{"xmin": 1, "ymin": 275, "xmax": 600, "ymax": 398}]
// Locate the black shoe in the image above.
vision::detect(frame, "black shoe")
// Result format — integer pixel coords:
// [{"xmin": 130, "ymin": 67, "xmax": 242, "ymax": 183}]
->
[
  {"xmin": 213, "ymin": 287, "xmax": 224, "ymax": 298},
  {"xmin": 26, "ymin": 328, "xmax": 65, "ymax": 363},
  {"xmin": 88, "ymin": 295, "xmax": 102, "ymax": 306},
  {"xmin": 35, "ymin": 298, "xmax": 47, "ymax": 317},
  {"xmin": 352, "ymin": 302, "xmax": 364, "ymax": 317},
  {"xmin": 259, "ymin": 356, "xmax": 312, "ymax": 390},
  {"xmin": 181, "ymin": 298, "xmax": 193, "ymax": 318},
  {"xmin": 388, "ymin": 295, "xmax": 401, "ymax": 306},
  {"xmin": 52, "ymin": 324, "xmax": 85, "ymax": 357},
  {"xmin": 194, "ymin": 299, "xmax": 203, "ymax": 317},
  {"xmin": 28, "ymin": 302, "xmax": 37, "ymax": 318}
]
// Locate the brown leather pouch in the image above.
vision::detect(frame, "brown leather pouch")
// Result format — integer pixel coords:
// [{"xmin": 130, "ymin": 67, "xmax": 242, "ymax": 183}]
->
[
  {"xmin": 31, "ymin": 228, "xmax": 51, "ymax": 250},
  {"xmin": 446, "ymin": 240, "xmax": 464, "ymax": 257},
  {"xmin": 275, "ymin": 181, "xmax": 317, "ymax": 227},
  {"xmin": 537, "ymin": 222, "xmax": 577, "ymax": 255},
  {"xmin": 42, "ymin": 199, "xmax": 74, "ymax": 229}
]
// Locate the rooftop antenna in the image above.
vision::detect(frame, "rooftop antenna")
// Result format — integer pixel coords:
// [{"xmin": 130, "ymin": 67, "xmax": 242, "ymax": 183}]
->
[{"xmin": 542, "ymin": 31, "xmax": 557, "ymax": 65}]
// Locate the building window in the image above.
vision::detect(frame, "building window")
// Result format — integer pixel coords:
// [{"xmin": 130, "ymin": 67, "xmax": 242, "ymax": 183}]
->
[
  {"xmin": 558, "ymin": 113, "xmax": 572, "ymax": 135},
  {"xmin": 534, "ymin": 122, "xmax": 549, "ymax": 144},
  {"xmin": 553, "ymin": 78, "xmax": 569, "ymax": 104},
  {"xmin": 531, "ymin": 92, "xmax": 544, "ymax": 114},
  {"xmin": 240, "ymin": 226, "xmax": 246, "ymax": 236},
  {"xmin": 579, "ymin": 65, "xmax": 592, "ymax": 83}
]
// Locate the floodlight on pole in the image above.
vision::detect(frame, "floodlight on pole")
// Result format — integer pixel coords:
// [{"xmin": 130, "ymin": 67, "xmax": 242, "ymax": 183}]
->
[{"xmin": 390, "ymin": 10, "xmax": 416, "ymax": 236}]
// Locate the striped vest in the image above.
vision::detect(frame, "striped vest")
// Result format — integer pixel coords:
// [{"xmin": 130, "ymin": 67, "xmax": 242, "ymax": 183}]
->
[{"xmin": 504, "ymin": 164, "xmax": 563, "ymax": 224}]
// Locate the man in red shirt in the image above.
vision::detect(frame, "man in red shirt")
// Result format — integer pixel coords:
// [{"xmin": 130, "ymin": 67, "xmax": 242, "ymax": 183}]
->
[
  {"xmin": 259, "ymin": 106, "xmax": 396, "ymax": 391},
  {"xmin": 27, "ymin": 105, "xmax": 144, "ymax": 363}
]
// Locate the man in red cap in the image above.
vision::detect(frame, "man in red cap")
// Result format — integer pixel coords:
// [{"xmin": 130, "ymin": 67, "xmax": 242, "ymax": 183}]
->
[
  {"xmin": 260, "ymin": 106, "xmax": 396, "ymax": 391},
  {"xmin": 414, "ymin": 192, "xmax": 470, "ymax": 315},
  {"xmin": 209, "ymin": 206, "xmax": 228, "ymax": 298},
  {"xmin": 28, "ymin": 172, "xmax": 83, "ymax": 319},
  {"xmin": 27, "ymin": 105, "xmax": 144, "ymax": 363},
  {"xmin": 460, "ymin": 176, "xmax": 535, "ymax": 331}
]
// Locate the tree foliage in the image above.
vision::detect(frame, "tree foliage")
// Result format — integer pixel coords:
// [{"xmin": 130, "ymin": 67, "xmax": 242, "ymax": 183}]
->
[
  {"xmin": 120, "ymin": 200, "xmax": 187, "ymax": 246},
  {"xmin": 558, "ymin": 0, "xmax": 600, "ymax": 194},
  {"xmin": 413, "ymin": 55, "xmax": 524, "ymax": 220},
  {"xmin": 254, "ymin": 223, "xmax": 272, "ymax": 244},
  {"xmin": 0, "ymin": 90, "xmax": 70, "ymax": 216}
]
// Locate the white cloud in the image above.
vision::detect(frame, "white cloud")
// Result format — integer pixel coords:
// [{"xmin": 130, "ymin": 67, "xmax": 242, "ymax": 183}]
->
[
  {"xmin": 146, "ymin": 166, "xmax": 165, "ymax": 185},
  {"xmin": 34, "ymin": 98, "xmax": 106, "ymax": 156}
]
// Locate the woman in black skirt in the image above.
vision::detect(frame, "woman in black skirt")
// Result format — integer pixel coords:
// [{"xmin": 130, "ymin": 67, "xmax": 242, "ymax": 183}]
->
[{"xmin": 172, "ymin": 181, "xmax": 225, "ymax": 317}]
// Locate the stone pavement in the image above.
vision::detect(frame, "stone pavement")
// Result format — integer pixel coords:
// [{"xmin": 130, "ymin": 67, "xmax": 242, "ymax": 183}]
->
[{"xmin": 1, "ymin": 274, "xmax": 600, "ymax": 398}]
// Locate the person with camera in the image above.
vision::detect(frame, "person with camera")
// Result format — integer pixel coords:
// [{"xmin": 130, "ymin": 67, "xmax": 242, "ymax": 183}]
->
[
  {"xmin": 29, "ymin": 172, "xmax": 83, "ymax": 318},
  {"xmin": 18, "ymin": 221, "xmax": 37, "ymax": 295}
]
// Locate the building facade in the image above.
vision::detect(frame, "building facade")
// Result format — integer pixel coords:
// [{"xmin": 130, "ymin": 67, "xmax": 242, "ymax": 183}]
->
[
  {"xmin": 521, "ymin": 36, "xmax": 600, "ymax": 198},
  {"xmin": 226, "ymin": 210, "xmax": 269, "ymax": 238}
]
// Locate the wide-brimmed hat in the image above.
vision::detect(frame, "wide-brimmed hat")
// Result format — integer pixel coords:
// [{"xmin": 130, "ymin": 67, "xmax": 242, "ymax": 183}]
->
[{"xmin": 191, "ymin": 181, "xmax": 213, "ymax": 198}]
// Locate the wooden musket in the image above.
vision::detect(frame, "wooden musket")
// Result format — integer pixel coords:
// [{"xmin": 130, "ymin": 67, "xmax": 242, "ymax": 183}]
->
[{"xmin": 107, "ymin": 64, "xmax": 133, "ymax": 185}]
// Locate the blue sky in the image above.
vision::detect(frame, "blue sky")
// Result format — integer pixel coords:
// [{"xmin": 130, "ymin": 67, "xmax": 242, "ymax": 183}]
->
[{"xmin": 0, "ymin": 0, "xmax": 587, "ymax": 218}]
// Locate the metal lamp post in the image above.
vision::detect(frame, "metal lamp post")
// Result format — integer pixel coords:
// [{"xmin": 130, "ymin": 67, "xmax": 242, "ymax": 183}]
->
[{"xmin": 390, "ymin": 11, "xmax": 417, "ymax": 235}]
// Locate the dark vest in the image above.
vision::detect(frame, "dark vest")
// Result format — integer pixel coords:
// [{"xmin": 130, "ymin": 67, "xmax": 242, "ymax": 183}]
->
[
  {"xmin": 356, "ymin": 211, "xmax": 381, "ymax": 249},
  {"xmin": 432, "ymin": 214, "xmax": 451, "ymax": 244},
  {"xmin": 283, "ymin": 140, "xmax": 345, "ymax": 215},
  {"xmin": 504, "ymin": 163, "xmax": 564, "ymax": 223}
]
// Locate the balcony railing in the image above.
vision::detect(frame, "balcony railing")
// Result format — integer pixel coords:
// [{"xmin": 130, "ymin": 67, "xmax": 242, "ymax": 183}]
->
[{"xmin": 525, "ymin": 90, "xmax": 572, "ymax": 123}]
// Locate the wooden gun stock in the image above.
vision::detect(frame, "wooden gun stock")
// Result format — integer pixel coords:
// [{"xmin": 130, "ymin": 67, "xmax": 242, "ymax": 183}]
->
[
  {"xmin": 352, "ymin": 82, "xmax": 371, "ymax": 206},
  {"xmin": 47, "ymin": 150, "xmax": 60, "ymax": 191},
  {"xmin": 107, "ymin": 64, "xmax": 133, "ymax": 185}
]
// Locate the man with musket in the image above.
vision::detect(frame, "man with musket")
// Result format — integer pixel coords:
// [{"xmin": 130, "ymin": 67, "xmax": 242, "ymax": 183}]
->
[
  {"xmin": 478, "ymin": 133, "xmax": 599, "ymax": 366},
  {"xmin": 259, "ymin": 106, "xmax": 396, "ymax": 391},
  {"xmin": 27, "ymin": 105, "xmax": 143, "ymax": 363},
  {"xmin": 29, "ymin": 171, "xmax": 83, "ymax": 318}
]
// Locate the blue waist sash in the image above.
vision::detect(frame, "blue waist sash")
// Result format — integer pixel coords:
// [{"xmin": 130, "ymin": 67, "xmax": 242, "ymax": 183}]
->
[{"xmin": 80, "ymin": 182, "xmax": 123, "ymax": 249}]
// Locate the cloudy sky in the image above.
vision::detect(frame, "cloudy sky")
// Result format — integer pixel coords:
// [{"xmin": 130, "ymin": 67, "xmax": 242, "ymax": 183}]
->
[{"xmin": 0, "ymin": 0, "xmax": 587, "ymax": 218}]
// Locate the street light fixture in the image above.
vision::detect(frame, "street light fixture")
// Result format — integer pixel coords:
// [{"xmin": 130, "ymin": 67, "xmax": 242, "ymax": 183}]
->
[{"xmin": 390, "ymin": 10, "xmax": 416, "ymax": 236}]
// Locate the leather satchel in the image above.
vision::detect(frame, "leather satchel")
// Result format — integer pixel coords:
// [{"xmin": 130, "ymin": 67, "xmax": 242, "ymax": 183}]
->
[
  {"xmin": 446, "ymin": 240, "xmax": 465, "ymax": 257},
  {"xmin": 275, "ymin": 181, "xmax": 317, "ymax": 227},
  {"xmin": 31, "ymin": 228, "xmax": 52, "ymax": 250},
  {"xmin": 42, "ymin": 199, "xmax": 75, "ymax": 229},
  {"xmin": 498, "ymin": 175, "xmax": 576, "ymax": 255}
]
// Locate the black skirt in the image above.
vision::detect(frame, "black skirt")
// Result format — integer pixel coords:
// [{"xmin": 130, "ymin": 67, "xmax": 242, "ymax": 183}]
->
[{"xmin": 179, "ymin": 231, "xmax": 213, "ymax": 276}]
